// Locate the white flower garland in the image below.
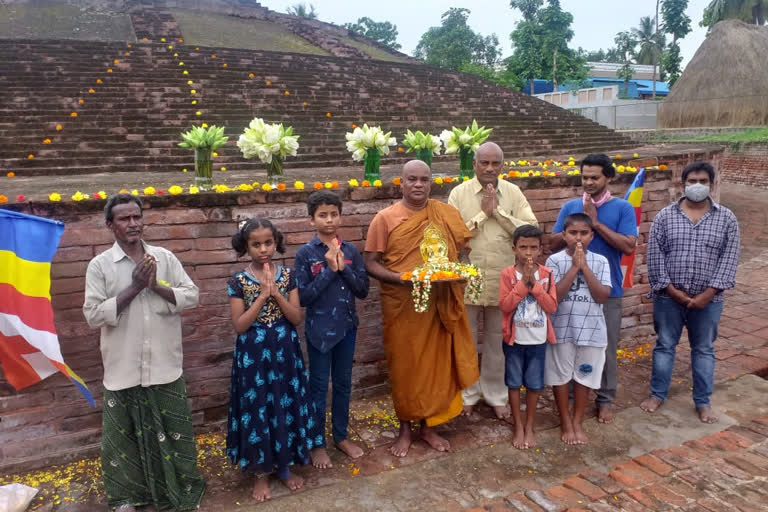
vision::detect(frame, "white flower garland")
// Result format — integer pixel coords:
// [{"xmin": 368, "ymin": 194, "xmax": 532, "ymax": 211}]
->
[{"xmin": 404, "ymin": 262, "xmax": 483, "ymax": 313}]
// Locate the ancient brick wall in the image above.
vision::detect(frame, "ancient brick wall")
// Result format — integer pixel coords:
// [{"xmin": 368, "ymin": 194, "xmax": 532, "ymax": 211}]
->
[
  {"xmin": 721, "ymin": 143, "xmax": 768, "ymax": 188},
  {"xmin": 1, "ymin": 170, "xmax": 677, "ymax": 472}
]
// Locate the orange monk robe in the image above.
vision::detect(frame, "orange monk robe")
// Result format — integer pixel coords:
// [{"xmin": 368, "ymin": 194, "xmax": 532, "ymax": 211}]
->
[{"xmin": 365, "ymin": 199, "xmax": 479, "ymax": 426}]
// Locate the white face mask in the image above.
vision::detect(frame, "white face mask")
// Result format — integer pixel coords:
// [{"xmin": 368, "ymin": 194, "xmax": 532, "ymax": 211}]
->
[{"xmin": 684, "ymin": 183, "xmax": 710, "ymax": 203}]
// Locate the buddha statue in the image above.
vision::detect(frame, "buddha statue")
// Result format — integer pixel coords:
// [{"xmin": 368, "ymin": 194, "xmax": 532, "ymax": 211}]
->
[{"xmin": 420, "ymin": 223, "xmax": 450, "ymax": 264}]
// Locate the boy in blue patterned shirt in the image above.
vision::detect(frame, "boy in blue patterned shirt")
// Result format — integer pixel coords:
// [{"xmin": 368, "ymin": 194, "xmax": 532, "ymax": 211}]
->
[{"xmin": 294, "ymin": 191, "xmax": 370, "ymax": 468}]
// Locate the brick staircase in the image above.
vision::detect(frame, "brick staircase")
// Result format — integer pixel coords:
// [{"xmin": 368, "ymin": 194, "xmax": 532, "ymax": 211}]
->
[{"xmin": 0, "ymin": 39, "xmax": 634, "ymax": 177}]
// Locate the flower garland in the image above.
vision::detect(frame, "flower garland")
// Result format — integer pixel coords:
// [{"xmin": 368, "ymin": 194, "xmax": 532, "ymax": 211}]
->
[{"xmin": 402, "ymin": 262, "xmax": 483, "ymax": 313}]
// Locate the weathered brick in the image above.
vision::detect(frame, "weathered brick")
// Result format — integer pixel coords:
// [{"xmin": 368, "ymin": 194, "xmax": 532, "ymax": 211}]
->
[
  {"xmin": 723, "ymin": 455, "xmax": 765, "ymax": 477},
  {"xmin": 651, "ymin": 448, "xmax": 694, "ymax": 470},
  {"xmin": 697, "ymin": 497, "xmax": 736, "ymax": 512},
  {"xmin": 504, "ymin": 492, "xmax": 545, "ymax": 512},
  {"xmin": 623, "ymin": 488, "xmax": 659, "ymax": 508},
  {"xmin": 562, "ymin": 477, "xmax": 607, "ymax": 501},
  {"xmin": 633, "ymin": 453, "xmax": 675, "ymax": 476},
  {"xmin": 613, "ymin": 460, "xmax": 662, "ymax": 484},
  {"xmin": 545, "ymin": 486, "xmax": 586, "ymax": 508},
  {"xmin": 725, "ymin": 425, "xmax": 767, "ymax": 443},
  {"xmin": 578, "ymin": 469, "xmax": 623, "ymax": 494},
  {"xmin": 643, "ymin": 484, "xmax": 689, "ymax": 508},
  {"xmin": 608, "ymin": 470, "xmax": 642, "ymax": 488}
]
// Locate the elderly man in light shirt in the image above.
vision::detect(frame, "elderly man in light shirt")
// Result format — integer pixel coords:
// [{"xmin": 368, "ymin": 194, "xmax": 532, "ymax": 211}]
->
[
  {"xmin": 448, "ymin": 142, "xmax": 538, "ymax": 420},
  {"xmin": 83, "ymin": 193, "xmax": 205, "ymax": 512}
]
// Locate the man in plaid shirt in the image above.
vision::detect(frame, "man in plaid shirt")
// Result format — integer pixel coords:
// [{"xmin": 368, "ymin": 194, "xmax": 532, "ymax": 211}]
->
[{"xmin": 641, "ymin": 161, "xmax": 740, "ymax": 423}]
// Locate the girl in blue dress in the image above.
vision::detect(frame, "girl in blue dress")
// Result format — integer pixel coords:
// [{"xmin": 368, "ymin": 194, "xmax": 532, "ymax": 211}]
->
[{"xmin": 227, "ymin": 218, "xmax": 320, "ymax": 502}]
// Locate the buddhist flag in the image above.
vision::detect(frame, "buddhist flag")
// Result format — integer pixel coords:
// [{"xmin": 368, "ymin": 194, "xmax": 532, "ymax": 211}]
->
[
  {"xmin": 0, "ymin": 210, "xmax": 95, "ymax": 406},
  {"xmin": 620, "ymin": 168, "xmax": 645, "ymax": 288}
]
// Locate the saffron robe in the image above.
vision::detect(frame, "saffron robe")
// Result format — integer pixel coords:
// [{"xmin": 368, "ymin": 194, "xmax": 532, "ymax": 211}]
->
[{"xmin": 366, "ymin": 199, "xmax": 479, "ymax": 425}]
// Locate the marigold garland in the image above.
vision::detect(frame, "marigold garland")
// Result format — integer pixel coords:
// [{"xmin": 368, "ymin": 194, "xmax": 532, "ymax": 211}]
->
[{"xmin": 402, "ymin": 262, "xmax": 483, "ymax": 313}]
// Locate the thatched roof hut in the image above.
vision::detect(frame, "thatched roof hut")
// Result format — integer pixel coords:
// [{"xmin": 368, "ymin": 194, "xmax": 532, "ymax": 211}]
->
[{"xmin": 658, "ymin": 20, "xmax": 768, "ymax": 128}]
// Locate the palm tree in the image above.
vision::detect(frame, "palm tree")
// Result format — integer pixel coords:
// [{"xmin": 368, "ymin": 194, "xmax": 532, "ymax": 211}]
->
[
  {"xmin": 614, "ymin": 31, "xmax": 636, "ymax": 96},
  {"xmin": 632, "ymin": 15, "xmax": 665, "ymax": 98},
  {"xmin": 286, "ymin": 3, "xmax": 318, "ymax": 20}
]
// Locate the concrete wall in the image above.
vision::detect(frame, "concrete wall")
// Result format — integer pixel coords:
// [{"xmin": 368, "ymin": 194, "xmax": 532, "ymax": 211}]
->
[{"xmin": 0, "ymin": 168, "xmax": 691, "ymax": 473}]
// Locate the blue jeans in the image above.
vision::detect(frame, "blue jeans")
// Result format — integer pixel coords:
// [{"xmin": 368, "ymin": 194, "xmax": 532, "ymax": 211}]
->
[
  {"xmin": 650, "ymin": 296, "xmax": 723, "ymax": 407},
  {"xmin": 502, "ymin": 342, "xmax": 547, "ymax": 391},
  {"xmin": 306, "ymin": 327, "xmax": 356, "ymax": 447}
]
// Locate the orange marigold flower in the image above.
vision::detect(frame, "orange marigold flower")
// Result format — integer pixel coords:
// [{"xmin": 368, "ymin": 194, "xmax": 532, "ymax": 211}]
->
[
  {"xmin": 326, "ymin": 112, "xmax": 332, "ymax": 118},
  {"xmin": 27, "ymin": 154, "xmax": 34, "ymax": 159},
  {"xmin": 277, "ymin": 183, "xmax": 287, "ymax": 191},
  {"xmin": 125, "ymin": 51, "xmax": 130, "ymax": 56},
  {"xmin": 445, "ymin": 176, "xmax": 453, "ymax": 183},
  {"xmin": 178, "ymin": 38, "xmax": 184, "ymax": 43},
  {"xmin": 362, "ymin": 180, "xmax": 371, "ymax": 187},
  {"xmin": 43, "ymin": 138, "xmax": 51, "ymax": 144},
  {"xmin": 114, "ymin": 59, "xmax": 120, "ymax": 64},
  {"xmin": 249, "ymin": 73, "xmax": 255, "ymax": 78},
  {"xmin": 331, "ymin": 181, "xmax": 339, "ymax": 189},
  {"xmin": 302, "ymin": 101, "xmax": 308, "ymax": 106},
  {"xmin": 56, "ymin": 124, "xmax": 63, "ymax": 131},
  {"xmin": 284, "ymin": 90, "xmax": 290, "ymax": 95},
  {"xmin": 142, "ymin": 37, "xmax": 148, "ymax": 41},
  {"xmin": 393, "ymin": 177, "xmax": 402, "ymax": 186},
  {"xmin": 222, "ymin": 63, "xmax": 228, "ymax": 68},
  {"xmin": 266, "ymin": 80, "xmax": 272, "ymax": 85},
  {"xmin": 7, "ymin": 171, "xmax": 15, "ymax": 177},
  {"xmin": 397, "ymin": 147, "xmax": 404, "ymax": 152},
  {"xmin": 659, "ymin": 164, "xmax": 668, "ymax": 170},
  {"xmin": 211, "ymin": 54, "xmax": 216, "ymax": 59},
  {"xmin": 352, "ymin": 124, "xmax": 357, "ymax": 128},
  {"xmin": 79, "ymin": 98, "xmax": 84, "ymax": 103},
  {"xmin": 96, "ymin": 79, "xmax": 102, "ymax": 84},
  {"xmin": 107, "ymin": 68, "xmax": 113, "ymax": 73},
  {"xmin": 313, "ymin": 182, "xmax": 323, "ymax": 190},
  {"xmin": 70, "ymin": 112, "xmax": 78, "ymax": 117},
  {"xmin": 88, "ymin": 88, "xmax": 95, "ymax": 93},
  {"xmin": 119, "ymin": 189, "xmax": 129, "ymax": 193},
  {"xmin": 0, "ymin": 195, "xmax": 7, "ymax": 204}
]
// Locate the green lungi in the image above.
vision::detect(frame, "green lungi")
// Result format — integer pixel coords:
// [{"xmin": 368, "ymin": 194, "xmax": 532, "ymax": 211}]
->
[{"xmin": 101, "ymin": 376, "xmax": 205, "ymax": 511}]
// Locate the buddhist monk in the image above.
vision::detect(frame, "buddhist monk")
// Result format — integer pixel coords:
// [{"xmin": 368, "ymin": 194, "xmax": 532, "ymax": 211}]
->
[{"xmin": 363, "ymin": 160, "xmax": 479, "ymax": 457}]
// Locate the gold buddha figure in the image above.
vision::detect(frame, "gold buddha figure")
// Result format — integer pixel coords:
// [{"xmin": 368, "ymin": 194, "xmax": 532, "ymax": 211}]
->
[{"xmin": 420, "ymin": 223, "xmax": 450, "ymax": 264}]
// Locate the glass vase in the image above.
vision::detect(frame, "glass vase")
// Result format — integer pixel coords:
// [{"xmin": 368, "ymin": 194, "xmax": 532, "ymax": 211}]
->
[
  {"xmin": 459, "ymin": 147, "xmax": 474, "ymax": 179},
  {"xmin": 364, "ymin": 147, "xmax": 381, "ymax": 182},
  {"xmin": 267, "ymin": 156, "xmax": 284, "ymax": 186},
  {"xmin": 194, "ymin": 147, "xmax": 213, "ymax": 191},
  {"xmin": 417, "ymin": 148, "xmax": 433, "ymax": 168}
]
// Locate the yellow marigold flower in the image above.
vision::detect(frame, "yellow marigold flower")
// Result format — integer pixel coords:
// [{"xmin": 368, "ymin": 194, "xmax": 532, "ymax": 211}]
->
[
  {"xmin": 195, "ymin": 111, "xmax": 202, "ymax": 116},
  {"xmin": 56, "ymin": 124, "xmax": 63, "ymax": 131},
  {"xmin": 182, "ymin": 168, "xmax": 188, "ymax": 172},
  {"xmin": 302, "ymin": 101, "xmax": 308, "ymax": 106},
  {"xmin": 614, "ymin": 154, "xmax": 621, "ymax": 159},
  {"xmin": 161, "ymin": 37, "xmax": 166, "ymax": 42},
  {"xmin": 348, "ymin": 179, "xmax": 359, "ymax": 187},
  {"xmin": 533, "ymin": 171, "xmax": 541, "ymax": 176},
  {"xmin": 191, "ymin": 100, "xmax": 197, "ymax": 105},
  {"xmin": 173, "ymin": 52, "xmax": 178, "ymax": 56},
  {"xmin": 211, "ymin": 151, "xmax": 217, "ymax": 157},
  {"xmin": 633, "ymin": 153, "xmax": 639, "ymax": 158},
  {"xmin": 202, "ymin": 123, "xmax": 209, "ymax": 128},
  {"xmin": 220, "ymin": 166, "xmax": 227, "ymax": 171},
  {"xmin": 249, "ymin": 73, "xmax": 255, "ymax": 78},
  {"xmin": 143, "ymin": 186, "xmax": 156, "ymax": 195},
  {"xmin": 252, "ymin": 181, "xmax": 260, "ymax": 187},
  {"xmin": 617, "ymin": 165, "xmax": 626, "ymax": 173},
  {"xmin": 183, "ymin": 70, "xmax": 189, "ymax": 75},
  {"xmin": 211, "ymin": 54, "xmax": 217, "ymax": 59},
  {"xmin": 222, "ymin": 63, "xmax": 228, "ymax": 68},
  {"xmin": 48, "ymin": 192, "xmax": 61, "ymax": 202},
  {"xmin": 238, "ymin": 183, "xmax": 254, "ymax": 191},
  {"xmin": 190, "ymin": 89, "xmax": 196, "ymax": 94},
  {"xmin": 434, "ymin": 177, "xmax": 443, "ymax": 185},
  {"xmin": 97, "ymin": 190, "xmax": 107, "ymax": 198},
  {"xmin": 373, "ymin": 179, "xmax": 382, "ymax": 187},
  {"xmin": 294, "ymin": 181, "xmax": 305, "ymax": 190},
  {"xmin": 71, "ymin": 191, "xmax": 85, "ymax": 201},
  {"xmin": 261, "ymin": 183, "xmax": 272, "ymax": 192},
  {"xmin": 324, "ymin": 181, "xmax": 332, "ymax": 189},
  {"xmin": 169, "ymin": 185, "xmax": 183, "ymax": 195},
  {"xmin": 43, "ymin": 138, "xmax": 51, "ymax": 144},
  {"xmin": 187, "ymin": 80, "xmax": 193, "ymax": 85},
  {"xmin": 214, "ymin": 184, "xmax": 230, "ymax": 193},
  {"xmin": 107, "ymin": 68, "xmax": 113, "ymax": 73},
  {"xmin": 178, "ymin": 62, "xmax": 184, "ymax": 66},
  {"xmin": 188, "ymin": 186, "xmax": 199, "ymax": 194},
  {"xmin": 70, "ymin": 112, "xmax": 78, "ymax": 117},
  {"xmin": 326, "ymin": 112, "xmax": 332, "ymax": 118},
  {"xmin": 462, "ymin": 176, "xmax": 469, "ymax": 181}
]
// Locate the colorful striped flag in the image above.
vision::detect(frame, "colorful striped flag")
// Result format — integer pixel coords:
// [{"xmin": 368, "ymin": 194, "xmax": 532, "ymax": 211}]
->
[
  {"xmin": 620, "ymin": 168, "xmax": 646, "ymax": 288},
  {"xmin": 0, "ymin": 210, "xmax": 95, "ymax": 406}
]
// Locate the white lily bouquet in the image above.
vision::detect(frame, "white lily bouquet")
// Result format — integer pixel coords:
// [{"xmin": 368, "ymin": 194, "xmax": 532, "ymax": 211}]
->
[
  {"xmin": 345, "ymin": 124, "xmax": 397, "ymax": 181},
  {"xmin": 402, "ymin": 130, "xmax": 442, "ymax": 167},
  {"xmin": 439, "ymin": 120, "xmax": 493, "ymax": 178},
  {"xmin": 237, "ymin": 118, "xmax": 299, "ymax": 179}
]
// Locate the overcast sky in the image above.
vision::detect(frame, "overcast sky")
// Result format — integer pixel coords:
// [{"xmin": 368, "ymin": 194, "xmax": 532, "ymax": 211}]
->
[{"xmin": 259, "ymin": 0, "xmax": 710, "ymax": 70}]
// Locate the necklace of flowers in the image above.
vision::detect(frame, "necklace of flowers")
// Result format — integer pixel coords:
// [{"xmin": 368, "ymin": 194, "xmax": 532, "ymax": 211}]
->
[{"xmin": 407, "ymin": 262, "xmax": 483, "ymax": 313}]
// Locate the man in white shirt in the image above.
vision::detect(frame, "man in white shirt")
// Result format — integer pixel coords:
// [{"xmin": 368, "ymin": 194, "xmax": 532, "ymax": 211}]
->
[{"xmin": 83, "ymin": 193, "xmax": 204, "ymax": 512}]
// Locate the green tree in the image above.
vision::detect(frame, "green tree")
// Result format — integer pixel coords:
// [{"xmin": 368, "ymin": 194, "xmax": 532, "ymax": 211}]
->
[
  {"xmin": 582, "ymin": 47, "xmax": 624, "ymax": 63},
  {"xmin": 507, "ymin": 0, "xmax": 588, "ymax": 93},
  {"xmin": 661, "ymin": 0, "xmax": 692, "ymax": 86},
  {"xmin": 414, "ymin": 8, "xmax": 501, "ymax": 70},
  {"xmin": 286, "ymin": 3, "xmax": 318, "ymax": 19},
  {"xmin": 344, "ymin": 17, "xmax": 402, "ymax": 51},
  {"xmin": 632, "ymin": 15, "xmax": 665, "ymax": 97},
  {"xmin": 459, "ymin": 62, "xmax": 523, "ymax": 90},
  {"xmin": 701, "ymin": 0, "xmax": 765, "ymax": 29},
  {"xmin": 614, "ymin": 30, "xmax": 637, "ymax": 96}
]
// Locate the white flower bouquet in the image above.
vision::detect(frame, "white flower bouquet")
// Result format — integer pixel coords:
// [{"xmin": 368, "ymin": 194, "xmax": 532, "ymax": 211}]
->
[
  {"xmin": 439, "ymin": 120, "xmax": 493, "ymax": 178},
  {"xmin": 345, "ymin": 124, "xmax": 397, "ymax": 161},
  {"xmin": 237, "ymin": 118, "xmax": 299, "ymax": 178}
]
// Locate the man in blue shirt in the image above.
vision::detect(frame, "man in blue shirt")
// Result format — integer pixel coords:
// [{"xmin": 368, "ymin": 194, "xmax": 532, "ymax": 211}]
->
[
  {"xmin": 551, "ymin": 153, "xmax": 638, "ymax": 424},
  {"xmin": 294, "ymin": 191, "xmax": 370, "ymax": 468}
]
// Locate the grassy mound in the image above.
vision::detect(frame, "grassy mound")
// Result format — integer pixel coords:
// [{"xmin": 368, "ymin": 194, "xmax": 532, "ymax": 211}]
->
[{"xmin": 0, "ymin": 4, "xmax": 134, "ymax": 41}]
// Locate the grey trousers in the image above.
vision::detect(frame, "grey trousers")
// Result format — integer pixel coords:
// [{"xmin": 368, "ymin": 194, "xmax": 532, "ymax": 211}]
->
[
  {"xmin": 596, "ymin": 297, "xmax": 623, "ymax": 406},
  {"xmin": 462, "ymin": 305, "xmax": 509, "ymax": 408}
]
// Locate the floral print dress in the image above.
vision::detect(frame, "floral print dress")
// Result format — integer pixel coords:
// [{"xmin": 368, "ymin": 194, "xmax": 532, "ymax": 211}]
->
[{"xmin": 226, "ymin": 267, "xmax": 321, "ymax": 475}]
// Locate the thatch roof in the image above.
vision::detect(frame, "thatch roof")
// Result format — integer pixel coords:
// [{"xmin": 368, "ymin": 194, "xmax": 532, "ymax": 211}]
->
[{"xmin": 659, "ymin": 20, "xmax": 768, "ymax": 128}]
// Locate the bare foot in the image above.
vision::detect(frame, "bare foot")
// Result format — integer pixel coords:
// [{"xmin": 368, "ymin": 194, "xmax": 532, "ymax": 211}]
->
[
  {"xmin": 560, "ymin": 425, "xmax": 578, "ymax": 445},
  {"xmin": 597, "ymin": 405, "xmax": 615, "ymax": 424},
  {"xmin": 310, "ymin": 447, "xmax": 333, "ymax": 469},
  {"xmin": 335, "ymin": 439, "xmax": 364, "ymax": 459},
  {"xmin": 640, "ymin": 396, "xmax": 663, "ymax": 413},
  {"xmin": 523, "ymin": 426, "xmax": 537, "ymax": 448},
  {"xmin": 280, "ymin": 471, "xmax": 304, "ymax": 492},
  {"xmin": 389, "ymin": 423, "xmax": 412, "ymax": 457},
  {"xmin": 492, "ymin": 405, "xmax": 510, "ymax": 419},
  {"xmin": 697, "ymin": 406, "xmax": 718, "ymax": 424},
  {"xmin": 572, "ymin": 423, "xmax": 589, "ymax": 445},
  {"xmin": 419, "ymin": 426, "xmax": 451, "ymax": 452},
  {"xmin": 461, "ymin": 404, "xmax": 474, "ymax": 416},
  {"xmin": 251, "ymin": 475, "xmax": 271, "ymax": 502},
  {"xmin": 512, "ymin": 423, "xmax": 527, "ymax": 450}
]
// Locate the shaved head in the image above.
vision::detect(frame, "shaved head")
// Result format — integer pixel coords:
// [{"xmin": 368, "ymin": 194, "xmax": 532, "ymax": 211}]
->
[
  {"xmin": 402, "ymin": 159, "xmax": 431, "ymax": 177},
  {"xmin": 400, "ymin": 159, "xmax": 431, "ymax": 208}
]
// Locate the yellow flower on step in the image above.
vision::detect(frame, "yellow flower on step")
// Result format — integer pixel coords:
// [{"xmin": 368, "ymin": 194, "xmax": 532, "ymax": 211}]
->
[
  {"xmin": 617, "ymin": 165, "xmax": 626, "ymax": 173},
  {"xmin": 237, "ymin": 183, "xmax": 254, "ymax": 191},
  {"xmin": 373, "ymin": 179, "xmax": 382, "ymax": 187},
  {"xmin": 88, "ymin": 88, "xmax": 94, "ymax": 93},
  {"xmin": 131, "ymin": 189, "xmax": 139, "ymax": 195},
  {"xmin": 303, "ymin": 101, "xmax": 308, "ymax": 106},
  {"xmin": 28, "ymin": 153, "xmax": 34, "ymax": 159},
  {"xmin": 249, "ymin": 73, "xmax": 255, "ymax": 78},
  {"xmin": 56, "ymin": 124, "xmax": 62, "ymax": 131},
  {"xmin": 434, "ymin": 177, "xmax": 443, "ymax": 185},
  {"xmin": 188, "ymin": 186, "xmax": 199, "ymax": 194},
  {"xmin": 190, "ymin": 89, "xmax": 196, "ymax": 94},
  {"xmin": 43, "ymin": 138, "xmax": 51, "ymax": 144},
  {"xmin": 182, "ymin": 168, "xmax": 188, "ymax": 172},
  {"xmin": 143, "ymin": 186, "xmax": 156, "ymax": 195},
  {"xmin": 70, "ymin": 112, "xmax": 78, "ymax": 117},
  {"xmin": 107, "ymin": 68, "xmax": 113, "ymax": 73},
  {"xmin": 462, "ymin": 176, "xmax": 469, "ymax": 181},
  {"xmin": 97, "ymin": 190, "xmax": 107, "ymax": 198},
  {"xmin": 633, "ymin": 153, "xmax": 639, "ymax": 158},
  {"xmin": 48, "ymin": 192, "xmax": 61, "ymax": 202},
  {"xmin": 191, "ymin": 100, "xmax": 197, "ymax": 105},
  {"xmin": 187, "ymin": 80, "xmax": 193, "ymax": 85},
  {"xmin": 322, "ymin": 181, "xmax": 331, "ymax": 189},
  {"xmin": 201, "ymin": 123, "xmax": 209, "ymax": 128},
  {"xmin": 222, "ymin": 63, "xmax": 228, "ymax": 68},
  {"xmin": 96, "ymin": 79, "xmax": 102, "ymax": 84},
  {"xmin": 293, "ymin": 181, "xmax": 305, "ymax": 190},
  {"xmin": 161, "ymin": 37, "xmax": 166, "ymax": 42},
  {"xmin": 285, "ymin": 90, "xmax": 290, "ymax": 95},
  {"xmin": 214, "ymin": 184, "xmax": 230, "ymax": 193},
  {"xmin": 71, "ymin": 191, "xmax": 85, "ymax": 201},
  {"xmin": 195, "ymin": 111, "xmax": 201, "ymax": 116},
  {"xmin": 178, "ymin": 62, "xmax": 184, "ymax": 66},
  {"xmin": 173, "ymin": 53, "xmax": 178, "ymax": 57},
  {"xmin": 183, "ymin": 70, "xmax": 188, "ymax": 75},
  {"xmin": 261, "ymin": 183, "xmax": 272, "ymax": 192},
  {"xmin": 169, "ymin": 185, "xmax": 183, "ymax": 195},
  {"xmin": 348, "ymin": 179, "xmax": 359, "ymax": 187},
  {"xmin": 220, "ymin": 166, "xmax": 227, "ymax": 171}
]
